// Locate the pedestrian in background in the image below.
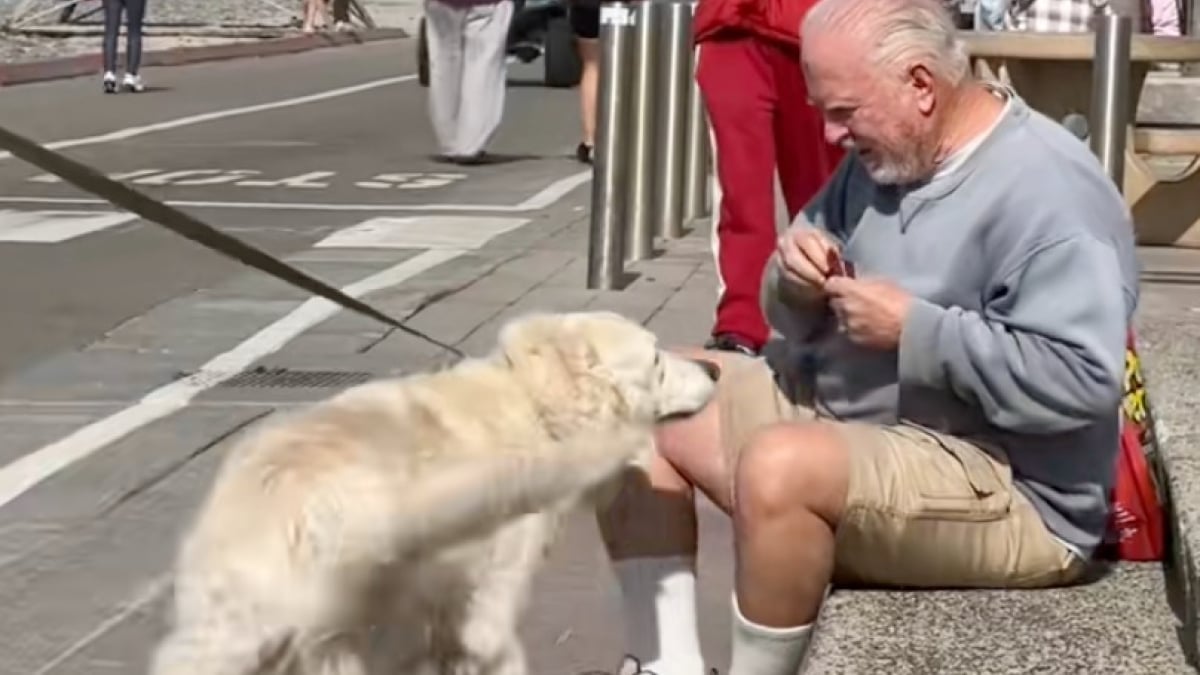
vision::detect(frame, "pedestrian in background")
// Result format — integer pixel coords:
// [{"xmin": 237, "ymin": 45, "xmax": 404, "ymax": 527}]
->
[
  {"xmin": 568, "ymin": 0, "xmax": 603, "ymax": 164},
  {"xmin": 693, "ymin": 0, "xmax": 843, "ymax": 356},
  {"xmin": 101, "ymin": 0, "xmax": 148, "ymax": 93},
  {"xmin": 423, "ymin": 0, "xmax": 514, "ymax": 164}
]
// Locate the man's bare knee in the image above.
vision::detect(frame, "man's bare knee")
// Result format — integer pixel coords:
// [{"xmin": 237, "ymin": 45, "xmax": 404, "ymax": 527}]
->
[{"xmin": 734, "ymin": 422, "xmax": 851, "ymax": 526}]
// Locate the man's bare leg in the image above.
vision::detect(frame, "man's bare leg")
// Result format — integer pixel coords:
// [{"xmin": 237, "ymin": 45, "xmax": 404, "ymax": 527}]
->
[
  {"xmin": 595, "ymin": 351, "xmax": 734, "ymax": 675},
  {"xmin": 595, "ymin": 346, "xmax": 852, "ymax": 674},
  {"xmin": 726, "ymin": 422, "xmax": 849, "ymax": 675}
]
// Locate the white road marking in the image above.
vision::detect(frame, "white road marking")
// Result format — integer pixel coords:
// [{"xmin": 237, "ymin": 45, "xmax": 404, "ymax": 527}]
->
[
  {"xmin": 30, "ymin": 169, "xmax": 469, "ymax": 191},
  {"xmin": 0, "ymin": 74, "xmax": 417, "ymax": 162},
  {"xmin": 0, "ymin": 166, "xmax": 595, "ymax": 210},
  {"xmin": 353, "ymin": 172, "xmax": 466, "ymax": 190},
  {"xmin": 0, "ymin": 169, "xmax": 593, "ymax": 212},
  {"xmin": 0, "ymin": 209, "xmax": 137, "ymax": 243},
  {"xmin": 0, "ymin": 245, "xmax": 462, "ymax": 509},
  {"xmin": 514, "ymin": 170, "xmax": 593, "ymax": 210},
  {"xmin": 236, "ymin": 171, "xmax": 337, "ymax": 189},
  {"xmin": 315, "ymin": 215, "xmax": 529, "ymax": 249}
]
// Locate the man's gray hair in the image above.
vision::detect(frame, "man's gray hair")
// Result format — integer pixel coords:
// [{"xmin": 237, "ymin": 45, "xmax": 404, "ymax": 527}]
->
[{"xmin": 802, "ymin": 0, "xmax": 971, "ymax": 86}]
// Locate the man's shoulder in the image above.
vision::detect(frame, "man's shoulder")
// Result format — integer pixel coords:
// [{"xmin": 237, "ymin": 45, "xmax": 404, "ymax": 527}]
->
[{"xmin": 975, "ymin": 104, "xmax": 1132, "ymax": 233}]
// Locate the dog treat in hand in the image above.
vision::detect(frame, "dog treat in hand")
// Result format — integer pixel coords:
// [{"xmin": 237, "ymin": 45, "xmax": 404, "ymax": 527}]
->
[{"xmin": 826, "ymin": 248, "xmax": 856, "ymax": 279}]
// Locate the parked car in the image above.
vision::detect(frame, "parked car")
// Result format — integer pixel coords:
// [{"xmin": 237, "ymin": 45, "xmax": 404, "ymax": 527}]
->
[{"xmin": 417, "ymin": 0, "xmax": 583, "ymax": 89}]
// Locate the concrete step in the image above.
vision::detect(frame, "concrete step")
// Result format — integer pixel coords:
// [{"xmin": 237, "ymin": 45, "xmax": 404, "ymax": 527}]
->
[{"xmin": 803, "ymin": 563, "xmax": 1191, "ymax": 674}]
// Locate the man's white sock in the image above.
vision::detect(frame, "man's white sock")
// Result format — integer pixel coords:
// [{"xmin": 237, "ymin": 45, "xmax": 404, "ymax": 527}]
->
[
  {"xmin": 613, "ymin": 556, "xmax": 706, "ymax": 675},
  {"xmin": 728, "ymin": 594, "xmax": 813, "ymax": 675}
]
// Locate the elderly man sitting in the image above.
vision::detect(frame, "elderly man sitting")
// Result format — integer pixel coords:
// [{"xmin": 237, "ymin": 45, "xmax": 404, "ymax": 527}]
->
[{"xmin": 590, "ymin": 0, "xmax": 1140, "ymax": 673}]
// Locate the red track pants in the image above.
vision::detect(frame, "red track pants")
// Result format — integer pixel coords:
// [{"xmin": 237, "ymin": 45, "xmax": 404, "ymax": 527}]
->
[{"xmin": 696, "ymin": 34, "xmax": 842, "ymax": 349}]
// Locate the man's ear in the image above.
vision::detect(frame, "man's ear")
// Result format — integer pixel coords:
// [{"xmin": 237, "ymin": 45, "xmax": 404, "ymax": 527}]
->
[{"xmin": 908, "ymin": 63, "xmax": 937, "ymax": 116}]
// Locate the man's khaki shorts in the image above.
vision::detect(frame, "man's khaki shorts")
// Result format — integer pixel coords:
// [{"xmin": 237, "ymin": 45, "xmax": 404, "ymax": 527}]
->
[{"xmin": 717, "ymin": 353, "xmax": 1087, "ymax": 589}]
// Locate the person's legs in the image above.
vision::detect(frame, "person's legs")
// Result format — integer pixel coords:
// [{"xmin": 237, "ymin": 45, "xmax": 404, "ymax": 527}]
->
[
  {"xmin": 767, "ymin": 41, "xmax": 841, "ymax": 221},
  {"xmin": 101, "ymin": 0, "xmax": 123, "ymax": 91},
  {"xmin": 122, "ymin": 0, "xmax": 147, "ymax": 90},
  {"xmin": 596, "ymin": 351, "xmax": 809, "ymax": 674},
  {"xmin": 696, "ymin": 36, "xmax": 780, "ymax": 354},
  {"xmin": 569, "ymin": 3, "xmax": 600, "ymax": 163},
  {"xmin": 726, "ymin": 416, "xmax": 1087, "ymax": 674},
  {"xmin": 600, "ymin": 347, "xmax": 1088, "ymax": 675},
  {"xmin": 455, "ymin": 0, "xmax": 514, "ymax": 158},
  {"xmin": 423, "ymin": 0, "xmax": 466, "ymax": 158},
  {"xmin": 302, "ymin": 0, "xmax": 326, "ymax": 32}
]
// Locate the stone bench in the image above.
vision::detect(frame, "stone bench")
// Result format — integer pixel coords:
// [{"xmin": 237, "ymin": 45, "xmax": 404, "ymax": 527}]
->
[
  {"xmin": 1134, "ymin": 125, "xmax": 1200, "ymax": 156},
  {"xmin": 800, "ymin": 278, "xmax": 1200, "ymax": 674}
]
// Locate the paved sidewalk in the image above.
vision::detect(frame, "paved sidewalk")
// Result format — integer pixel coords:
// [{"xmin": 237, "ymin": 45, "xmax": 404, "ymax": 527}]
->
[{"xmin": 0, "ymin": 200, "xmax": 738, "ymax": 673}]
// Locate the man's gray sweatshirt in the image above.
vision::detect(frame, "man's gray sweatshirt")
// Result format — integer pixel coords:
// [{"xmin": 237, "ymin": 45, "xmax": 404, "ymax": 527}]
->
[{"xmin": 762, "ymin": 93, "xmax": 1140, "ymax": 557}]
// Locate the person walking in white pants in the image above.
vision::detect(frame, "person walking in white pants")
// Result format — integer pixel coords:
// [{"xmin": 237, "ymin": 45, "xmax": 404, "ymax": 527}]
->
[{"xmin": 424, "ymin": 0, "xmax": 514, "ymax": 164}]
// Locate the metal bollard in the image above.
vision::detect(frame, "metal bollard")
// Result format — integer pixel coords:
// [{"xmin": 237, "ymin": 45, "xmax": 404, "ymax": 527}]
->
[
  {"xmin": 624, "ymin": 0, "xmax": 659, "ymax": 263},
  {"xmin": 1090, "ymin": 11, "xmax": 1133, "ymax": 190},
  {"xmin": 682, "ymin": 40, "xmax": 710, "ymax": 224},
  {"xmin": 653, "ymin": 0, "xmax": 694, "ymax": 240},
  {"xmin": 586, "ymin": 2, "xmax": 636, "ymax": 290}
]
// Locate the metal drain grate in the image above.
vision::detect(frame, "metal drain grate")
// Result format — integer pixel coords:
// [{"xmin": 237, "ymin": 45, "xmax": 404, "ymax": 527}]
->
[{"xmin": 220, "ymin": 367, "xmax": 374, "ymax": 389}]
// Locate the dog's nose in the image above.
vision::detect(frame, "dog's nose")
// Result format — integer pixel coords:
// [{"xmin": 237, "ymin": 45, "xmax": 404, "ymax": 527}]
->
[{"xmin": 691, "ymin": 358, "xmax": 721, "ymax": 382}]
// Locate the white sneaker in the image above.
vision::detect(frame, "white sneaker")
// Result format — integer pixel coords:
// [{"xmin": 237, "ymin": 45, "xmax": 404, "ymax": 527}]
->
[
  {"xmin": 102, "ymin": 71, "xmax": 117, "ymax": 94},
  {"xmin": 122, "ymin": 73, "xmax": 145, "ymax": 93}
]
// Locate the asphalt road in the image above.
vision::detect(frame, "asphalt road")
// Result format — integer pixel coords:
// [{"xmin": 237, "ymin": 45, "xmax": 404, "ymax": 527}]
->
[{"xmin": 0, "ymin": 39, "xmax": 583, "ymax": 379}]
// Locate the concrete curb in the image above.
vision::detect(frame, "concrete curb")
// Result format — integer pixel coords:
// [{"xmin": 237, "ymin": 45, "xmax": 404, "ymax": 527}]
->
[{"xmin": 0, "ymin": 28, "xmax": 409, "ymax": 88}]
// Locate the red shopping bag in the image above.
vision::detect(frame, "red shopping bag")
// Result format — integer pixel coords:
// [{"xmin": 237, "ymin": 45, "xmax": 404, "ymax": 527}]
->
[{"xmin": 1101, "ymin": 329, "xmax": 1165, "ymax": 561}]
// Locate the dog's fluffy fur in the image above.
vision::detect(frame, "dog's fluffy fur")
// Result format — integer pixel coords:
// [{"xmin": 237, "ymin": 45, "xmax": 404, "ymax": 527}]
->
[{"xmin": 149, "ymin": 311, "xmax": 717, "ymax": 675}]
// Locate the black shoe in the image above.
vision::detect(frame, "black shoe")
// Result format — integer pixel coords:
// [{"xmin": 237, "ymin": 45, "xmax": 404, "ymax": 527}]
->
[
  {"xmin": 704, "ymin": 332, "xmax": 759, "ymax": 357},
  {"xmin": 433, "ymin": 151, "xmax": 490, "ymax": 166},
  {"xmin": 578, "ymin": 655, "xmax": 656, "ymax": 675},
  {"xmin": 576, "ymin": 142, "xmax": 593, "ymax": 164}
]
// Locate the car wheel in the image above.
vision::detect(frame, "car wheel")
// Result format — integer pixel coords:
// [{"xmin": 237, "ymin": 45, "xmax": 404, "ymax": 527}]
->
[
  {"xmin": 418, "ymin": 18, "xmax": 430, "ymax": 88},
  {"xmin": 543, "ymin": 15, "xmax": 582, "ymax": 88}
]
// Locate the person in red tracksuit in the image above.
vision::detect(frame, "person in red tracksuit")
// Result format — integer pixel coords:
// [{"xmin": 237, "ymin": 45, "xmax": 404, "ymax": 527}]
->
[{"xmin": 694, "ymin": 0, "xmax": 843, "ymax": 356}]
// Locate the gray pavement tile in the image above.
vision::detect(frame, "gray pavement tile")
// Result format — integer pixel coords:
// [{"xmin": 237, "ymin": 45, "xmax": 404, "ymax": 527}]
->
[
  {"xmin": 645, "ymin": 307, "xmax": 713, "ymax": 349},
  {"xmin": 0, "ymin": 406, "xmax": 271, "ymax": 537},
  {"xmin": 194, "ymin": 256, "xmax": 417, "ymax": 304},
  {"xmin": 0, "ymin": 407, "xmax": 261, "ymax": 675},
  {"xmin": 40, "ymin": 592, "xmax": 168, "ymax": 675},
  {"xmin": 401, "ymin": 296, "xmax": 512, "ymax": 348},
  {"xmin": 101, "ymin": 296, "xmax": 300, "ymax": 343},
  {"xmin": 585, "ymin": 292, "xmax": 675, "ymax": 325},
  {"xmin": 530, "ymin": 221, "xmax": 590, "ymax": 253},
  {"xmin": 0, "ymin": 402, "xmax": 126, "ymax": 468},
  {"xmin": 0, "ymin": 348, "xmax": 187, "ymax": 405},
  {"xmin": 661, "ymin": 286, "xmax": 721, "ymax": 314},
  {"xmin": 447, "ymin": 251, "xmax": 577, "ymax": 305}
]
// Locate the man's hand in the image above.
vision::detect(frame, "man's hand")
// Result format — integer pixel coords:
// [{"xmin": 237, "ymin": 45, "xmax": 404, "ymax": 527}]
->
[
  {"xmin": 776, "ymin": 222, "xmax": 838, "ymax": 301},
  {"xmin": 824, "ymin": 277, "xmax": 914, "ymax": 350}
]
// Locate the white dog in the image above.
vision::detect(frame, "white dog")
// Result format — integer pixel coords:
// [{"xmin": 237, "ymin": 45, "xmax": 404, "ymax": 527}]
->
[{"xmin": 149, "ymin": 311, "xmax": 718, "ymax": 675}]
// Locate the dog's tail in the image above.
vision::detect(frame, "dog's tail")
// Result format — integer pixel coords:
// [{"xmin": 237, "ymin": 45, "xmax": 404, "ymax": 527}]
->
[{"xmin": 387, "ymin": 426, "xmax": 649, "ymax": 556}]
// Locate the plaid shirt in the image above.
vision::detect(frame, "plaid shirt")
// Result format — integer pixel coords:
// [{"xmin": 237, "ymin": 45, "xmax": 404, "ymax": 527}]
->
[{"xmin": 1006, "ymin": 0, "xmax": 1098, "ymax": 32}]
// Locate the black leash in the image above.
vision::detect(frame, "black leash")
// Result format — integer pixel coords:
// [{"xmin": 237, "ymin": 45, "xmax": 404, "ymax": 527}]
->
[{"xmin": 0, "ymin": 123, "xmax": 465, "ymax": 360}]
